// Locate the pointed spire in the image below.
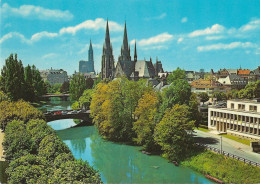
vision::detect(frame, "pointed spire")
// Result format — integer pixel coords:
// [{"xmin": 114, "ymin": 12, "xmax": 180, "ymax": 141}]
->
[
  {"xmin": 89, "ymin": 39, "xmax": 93, "ymax": 50},
  {"xmin": 105, "ymin": 19, "xmax": 110, "ymax": 45},
  {"xmin": 134, "ymin": 40, "xmax": 137, "ymax": 62},
  {"xmin": 123, "ymin": 21, "xmax": 128, "ymax": 50}
]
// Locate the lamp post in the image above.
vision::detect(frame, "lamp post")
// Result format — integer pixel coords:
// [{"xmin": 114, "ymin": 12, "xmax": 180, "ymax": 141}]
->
[{"xmin": 220, "ymin": 136, "xmax": 222, "ymax": 154}]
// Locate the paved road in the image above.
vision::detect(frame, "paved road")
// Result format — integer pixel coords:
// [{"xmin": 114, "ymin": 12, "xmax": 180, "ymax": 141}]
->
[{"xmin": 193, "ymin": 130, "xmax": 260, "ymax": 164}]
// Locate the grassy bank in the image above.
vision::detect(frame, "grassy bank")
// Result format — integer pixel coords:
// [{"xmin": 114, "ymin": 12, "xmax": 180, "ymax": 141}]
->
[
  {"xmin": 182, "ymin": 150, "xmax": 260, "ymax": 184},
  {"xmin": 221, "ymin": 134, "xmax": 251, "ymax": 146}
]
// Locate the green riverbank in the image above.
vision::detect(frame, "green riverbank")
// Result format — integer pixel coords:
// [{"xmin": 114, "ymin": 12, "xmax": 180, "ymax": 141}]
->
[{"xmin": 182, "ymin": 150, "xmax": 260, "ymax": 184}]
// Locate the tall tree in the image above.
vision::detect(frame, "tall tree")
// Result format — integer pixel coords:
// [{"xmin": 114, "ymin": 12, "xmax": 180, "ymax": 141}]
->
[
  {"xmin": 167, "ymin": 67, "xmax": 186, "ymax": 84},
  {"xmin": 0, "ymin": 54, "xmax": 25, "ymax": 101},
  {"xmin": 69, "ymin": 73, "xmax": 86, "ymax": 100},
  {"xmin": 60, "ymin": 81, "xmax": 70, "ymax": 93},
  {"xmin": 86, "ymin": 78, "xmax": 94, "ymax": 89},
  {"xmin": 189, "ymin": 93, "xmax": 201, "ymax": 128},
  {"xmin": 154, "ymin": 104, "xmax": 194, "ymax": 161}
]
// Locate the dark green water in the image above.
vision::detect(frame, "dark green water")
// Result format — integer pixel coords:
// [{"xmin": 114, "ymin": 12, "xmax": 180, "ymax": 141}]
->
[{"xmin": 49, "ymin": 119, "xmax": 212, "ymax": 184}]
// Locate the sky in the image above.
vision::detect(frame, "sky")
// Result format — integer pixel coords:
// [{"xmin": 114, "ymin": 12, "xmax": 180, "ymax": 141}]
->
[{"xmin": 1, "ymin": 0, "xmax": 260, "ymax": 75}]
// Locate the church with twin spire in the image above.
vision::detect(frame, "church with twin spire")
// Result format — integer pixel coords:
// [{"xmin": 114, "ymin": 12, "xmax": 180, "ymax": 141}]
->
[{"xmin": 101, "ymin": 20, "xmax": 164, "ymax": 80}]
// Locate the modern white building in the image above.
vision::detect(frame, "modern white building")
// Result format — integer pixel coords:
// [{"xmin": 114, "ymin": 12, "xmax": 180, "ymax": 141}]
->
[{"xmin": 208, "ymin": 99, "xmax": 260, "ymax": 140}]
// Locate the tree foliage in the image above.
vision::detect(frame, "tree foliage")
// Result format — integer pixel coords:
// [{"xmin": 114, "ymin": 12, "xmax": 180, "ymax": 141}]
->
[
  {"xmin": 70, "ymin": 73, "xmax": 86, "ymax": 100},
  {"xmin": 199, "ymin": 92, "xmax": 209, "ymax": 104},
  {"xmin": 154, "ymin": 104, "xmax": 194, "ymax": 161},
  {"xmin": 0, "ymin": 54, "xmax": 46, "ymax": 102},
  {"xmin": 0, "ymin": 91, "xmax": 9, "ymax": 102},
  {"xmin": 86, "ymin": 78, "xmax": 94, "ymax": 89},
  {"xmin": 167, "ymin": 67, "xmax": 186, "ymax": 84},
  {"xmin": 0, "ymin": 100, "xmax": 44, "ymax": 130},
  {"xmin": 133, "ymin": 90, "xmax": 160, "ymax": 151},
  {"xmin": 189, "ymin": 93, "xmax": 201, "ymax": 128},
  {"xmin": 60, "ymin": 81, "xmax": 70, "ymax": 93},
  {"xmin": 78, "ymin": 89, "xmax": 93, "ymax": 109},
  {"xmin": 212, "ymin": 91, "xmax": 226, "ymax": 101}
]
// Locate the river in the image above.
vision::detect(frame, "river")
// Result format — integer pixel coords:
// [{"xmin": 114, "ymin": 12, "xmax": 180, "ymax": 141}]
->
[{"xmin": 46, "ymin": 99, "xmax": 212, "ymax": 183}]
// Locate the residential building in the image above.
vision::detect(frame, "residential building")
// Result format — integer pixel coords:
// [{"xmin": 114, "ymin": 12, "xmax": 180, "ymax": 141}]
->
[
  {"xmin": 190, "ymin": 78, "xmax": 228, "ymax": 96},
  {"xmin": 79, "ymin": 40, "xmax": 95, "ymax": 74},
  {"xmin": 218, "ymin": 74, "xmax": 248, "ymax": 90},
  {"xmin": 249, "ymin": 66, "xmax": 260, "ymax": 82},
  {"xmin": 40, "ymin": 68, "xmax": 68, "ymax": 85},
  {"xmin": 237, "ymin": 69, "xmax": 250, "ymax": 80},
  {"xmin": 208, "ymin": 99, "xmax": 260, "ymax": 140}
]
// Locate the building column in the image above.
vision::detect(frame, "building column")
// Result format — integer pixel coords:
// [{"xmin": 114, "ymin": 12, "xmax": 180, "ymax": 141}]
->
[
  {"xmin": 236, "ymin": 114, "xmax": 239, "ymax": 131},
  {"xmin": 257, "ymin": 118, "xmax": 259, "ymax": 135}
]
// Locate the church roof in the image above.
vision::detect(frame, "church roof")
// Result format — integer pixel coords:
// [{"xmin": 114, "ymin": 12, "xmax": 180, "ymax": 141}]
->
[{"xmin": 135, "ymin": 60, "xmax": 156, "ymax": 78}]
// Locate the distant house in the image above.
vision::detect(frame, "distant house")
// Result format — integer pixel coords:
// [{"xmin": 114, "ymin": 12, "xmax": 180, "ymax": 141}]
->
[
  {"xmin": 249, "ymin": 66, "xmax": 260, "ymax": 82},
  {"xmin": 190, "ymin": 78, "xmax": 228, "ymax": 96},
  {"xmin": 237, "ymin": 69, "xmax": 250, "ymax": 80},
  {"xmin": 40, "ymin": 68, "xmax": 68, "ymax": 85},
  {"xmin": 218, "ymin": 74, "xmax": 247, "ymax": 90}
]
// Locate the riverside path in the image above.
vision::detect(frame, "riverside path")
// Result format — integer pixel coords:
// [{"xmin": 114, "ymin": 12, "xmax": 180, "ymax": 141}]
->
[{"xmin": 193, "ymin": 129, "xmax": 260, "ymax": 164}]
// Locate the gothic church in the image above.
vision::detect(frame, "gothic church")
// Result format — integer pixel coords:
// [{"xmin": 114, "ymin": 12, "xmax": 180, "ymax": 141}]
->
[{"xmin": 101, "ymin": 20, "xmax": 163, "ymax": 80}]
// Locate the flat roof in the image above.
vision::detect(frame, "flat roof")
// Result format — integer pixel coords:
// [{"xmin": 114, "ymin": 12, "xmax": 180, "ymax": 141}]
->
[
  {"xmin": 228, "ymin": 99, "xmax": 260, "ymax": 104},
  {"xmin": 209, "ymin": 107, "xmax": 260, "ymax": 115}
]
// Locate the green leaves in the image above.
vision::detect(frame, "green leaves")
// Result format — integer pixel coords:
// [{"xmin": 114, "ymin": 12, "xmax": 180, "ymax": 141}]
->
[
  {"xmin": 167, "ymin": 67, "xmax": 186, "ymax": 84},
  {"xmin": 154, "ymin": 104, "xmax": 194, "ymax": 161},
  {"xmin": 70, "ymin": 73, "xmax": 87, "ymax": 101}
]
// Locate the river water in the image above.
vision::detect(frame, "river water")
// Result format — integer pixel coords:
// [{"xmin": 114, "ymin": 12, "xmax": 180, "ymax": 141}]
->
[{"xmin": 47, "ymin": 99, "xmax": 212, "ymax": 183}]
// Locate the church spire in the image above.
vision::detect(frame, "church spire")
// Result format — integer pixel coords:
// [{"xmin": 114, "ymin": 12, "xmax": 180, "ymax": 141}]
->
[
  {"xmin": 119, "ymin": 21, "xmax": 131, "ymax": 61},
  {"xmin": 134, "ymin": 40, "xmax": 137, "ymax": 62},
  {"xmin": 89, "ymin": 39, "xmax": 93, "ymax": 51},
  {"xmin": 105, "ymin": 19, "xmax": 111, "ymax": 47}
]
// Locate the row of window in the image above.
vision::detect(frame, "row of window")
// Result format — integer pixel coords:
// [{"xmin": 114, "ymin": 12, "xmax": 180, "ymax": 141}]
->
[
  {"xmin": 210, "ymin": 120, "xmax": 260, "ymax": 135},
  {"xmin": 230, "ymin": 103, "xmax": 258, "ymax": 112},
  {"xmin": 210, "ymin": 111, "xmax": 260, "ymax": 123}
]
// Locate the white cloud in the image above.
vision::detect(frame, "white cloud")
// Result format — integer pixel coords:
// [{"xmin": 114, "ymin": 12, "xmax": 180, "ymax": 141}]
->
[
  {"xmin": 197, "ymin": 42, "xmax": 257, "ymax": 52},
  {"xmin": 1, "ymin": 3, "xmax": 73, "ymax": 21},
  {"xmin": 42, "ymin": 53, "xmax": 58, "ymax": 59},
  {"xmin": 239, "ymin": 19, "xmax": 260, "ymax": 32},
  {"xmin": 177, "ymin": 37, "xmax": 183, "ymax": 43},
  {"xmin": 144, "ymin": 13, "xmax": 167, "ymax": 21},
  {"xmin": 205, "ymin": 36, "xmax": 225, "ymax": 40},
  {"xmin": 31, "ymin": 31, "xmax": 58, "ymax": 41},
  {"xmin": 189, "ymin": 24, "xmax": 225, "ymax": 37},
  {"xmin": 138, "ymin": 33, "xmax": 173, "ymax": 46},
  {"xmin": 59, "ymin": 18, "xmax": 123, "ymax": 35},
  {"xmin": 181, "ymin": 17, "xmax": 188, "ymax": 23},
  {"xmin": 0, "ymin": 32, "xmax": 31, "ymax": 44}
]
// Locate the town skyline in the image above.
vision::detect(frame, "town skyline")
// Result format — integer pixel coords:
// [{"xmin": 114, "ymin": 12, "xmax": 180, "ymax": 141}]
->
[{"xmin": 1, "ymin": 0, "xmax": 260, "ymax": 75}]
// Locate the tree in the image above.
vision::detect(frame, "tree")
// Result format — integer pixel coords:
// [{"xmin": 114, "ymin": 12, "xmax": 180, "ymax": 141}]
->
[
  {"xmin": 133, "ymin": 90, "xmax": 160, "ymax": 151},
  {"xmin": 86, "ymin": 78, "xmax": 94, "ymax": 89},
  {"xmin": 226, "ymin": 89, "xmax": 239, "ymax": 99},
  {"xmin": 0, "ymin": 54, "xmax": 25, "ymax": 101},
  {"xmin": 38, "ymin": 134, "xmax": 71, "ymax": 162},
  {"xmin": 3, "ymin": 120, "xmax": 35, "ymax": 161},
  {"xmin": 154, "ymin": 104, "xmax": 194, "ymax": 161},
  {"xmin": 24, "ymin": 65, "xmax": 35, "ymax": 102},
  {"xmin": 60, "ymin": 81, "xmax": 70, "ymax": 93},
  {"xmin": 160, "ymin": 79, "xmax": 191, "ymax": 118},
  {"xmin": 70, "ymin": 73, "xmax": 86, "ymax": 100},
  {"xmin": 79, "ymin": 89, "xmax": 93, "ymax": 109},
  {"xmin": 199, "ymin": 92, "xmax": 209, "ymax": 104},
  {"xmin": 212, "ymin": 91, "xmax": 226, "ymax": 101},
  {"xmin": 167, "ymin": 67, "xmax": 186, "ymax": 84},
  {"xmin": 6, "ymin": 154, "xmax": 50, "ymax": 184},
  {"xmin": 0, "ymin": 100, "xmax": 44, "ymax": 131},
  {"xmin": 189, "ymin": 93, "xmax": 202, "ymax": 128},
  {"xmin": 239, "ymin": 81, "xmax": 260, "ymax": 99}
]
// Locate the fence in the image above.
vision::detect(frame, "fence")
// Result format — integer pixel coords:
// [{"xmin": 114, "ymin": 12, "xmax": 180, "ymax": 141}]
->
[{"xmin": 196, "ymin": 143, "xmax": 260, "ymax": 168}]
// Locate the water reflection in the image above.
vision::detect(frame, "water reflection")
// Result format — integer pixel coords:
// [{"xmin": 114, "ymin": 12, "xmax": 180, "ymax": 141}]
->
[
  {"xmin": 37, "ymin": 98, "xmax": 72, "ymax": 112},
  {"xmin": 57, "ymin": 125, "xmax": 212, "ymax": 184}
]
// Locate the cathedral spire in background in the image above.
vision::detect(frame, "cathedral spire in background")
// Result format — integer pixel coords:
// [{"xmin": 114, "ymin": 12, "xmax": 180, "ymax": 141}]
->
[
  {"xmin": 119, "ymin": 21, "xmax": 131, "ymax": 61},
  {"xmin": 134, "ymin": 40, "xmax": 137, "ymax": 62}
]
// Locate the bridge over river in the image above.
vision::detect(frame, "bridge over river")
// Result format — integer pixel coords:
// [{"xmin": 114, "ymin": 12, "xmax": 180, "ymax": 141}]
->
[
  {"xmin": 44, "ymin": 110, "xmax": 92, "ymax": 126},
  {"xmin": 41, "ymin": 94, "xmax": 70, "ymax": 101}
]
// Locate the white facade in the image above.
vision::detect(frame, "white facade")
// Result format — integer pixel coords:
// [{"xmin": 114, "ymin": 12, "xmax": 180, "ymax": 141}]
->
[
  {"xmin": 40, "ymin": 69, "xmax": 68, "ymax": 85},
  {"xmin": 208, "ymin": 99, "xmax": 260, "ymax": 140}
]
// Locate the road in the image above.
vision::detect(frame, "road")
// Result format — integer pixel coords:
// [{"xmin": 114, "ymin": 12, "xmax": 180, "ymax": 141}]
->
[{"xmin": 193, "ymin": 130, "xmax": 260, "ymax": 164}]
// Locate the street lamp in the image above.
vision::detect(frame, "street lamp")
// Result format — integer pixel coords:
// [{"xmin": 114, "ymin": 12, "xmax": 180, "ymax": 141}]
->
[{"xmin": 220, "ymin": 136, "xmax": 222, "ymax": 154}]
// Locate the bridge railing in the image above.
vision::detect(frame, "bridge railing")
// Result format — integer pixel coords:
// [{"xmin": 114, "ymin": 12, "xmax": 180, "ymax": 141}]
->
[{"xmin": 196, "ymin": 143, "xmax": 260, "ymax": 168}]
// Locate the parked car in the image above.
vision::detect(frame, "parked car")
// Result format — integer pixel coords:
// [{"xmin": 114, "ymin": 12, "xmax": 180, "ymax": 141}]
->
[{"xmin": 71, "ymin": 110, "xmax": 78, "ymax": 114}]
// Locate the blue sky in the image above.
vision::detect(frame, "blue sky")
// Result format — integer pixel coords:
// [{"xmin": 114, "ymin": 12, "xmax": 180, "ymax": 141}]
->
[{"xmin": 1, "ymin": 0, "xmax": 260, "ymax": 75}]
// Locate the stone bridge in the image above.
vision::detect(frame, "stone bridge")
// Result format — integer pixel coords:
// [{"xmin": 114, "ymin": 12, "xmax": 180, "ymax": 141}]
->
[
  {"xmin": 44, "ymin": 110, "xmax": 92, "ymax": 124},
  {"xmin": 40, "ymin": 94, "xmax": 70, "ymax": 101}
]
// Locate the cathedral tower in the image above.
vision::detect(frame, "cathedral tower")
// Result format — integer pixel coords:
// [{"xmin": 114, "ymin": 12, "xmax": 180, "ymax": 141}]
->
[
  {"xmin": 118, "ymin": 22, "xmax": 131, "ymax": 61},
  {"xmin": 101, "ymin": 19, "xmax": 114, "ymax": 79},
  {"xmin": 88, "ymin": 40, "xmax": 95, "ymax": 73}
]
